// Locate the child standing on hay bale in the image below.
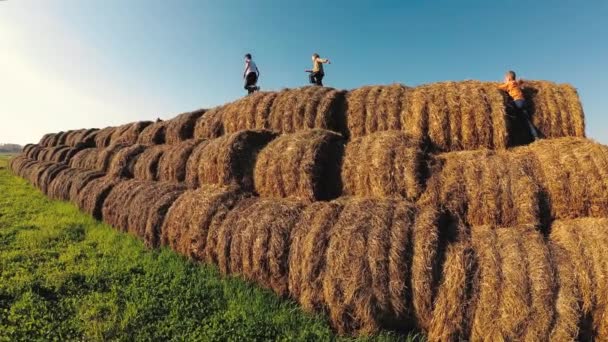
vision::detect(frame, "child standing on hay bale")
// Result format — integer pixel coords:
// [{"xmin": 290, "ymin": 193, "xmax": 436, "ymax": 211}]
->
[
  {"xmin": 243, "ymin": 53, "xmax": 260, "ymax": 95},
  {"xmin": 498, "ymin": 70, "xmax": 539, "ymax": 140},
  {"xmin": 306, "ymin": 53, "xmax": 331, "ymax": 86}
]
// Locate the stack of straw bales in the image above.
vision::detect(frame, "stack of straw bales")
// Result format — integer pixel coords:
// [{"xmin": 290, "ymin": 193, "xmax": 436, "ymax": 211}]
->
[{"xmin": 10, "ymin": 78, "xmax": 605, "ymax": 340}]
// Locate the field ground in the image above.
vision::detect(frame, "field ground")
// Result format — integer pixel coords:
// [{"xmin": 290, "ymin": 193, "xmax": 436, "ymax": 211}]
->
[{"xmin": 0, "ymin": 156, "xmax": 419, "ymax": 341}]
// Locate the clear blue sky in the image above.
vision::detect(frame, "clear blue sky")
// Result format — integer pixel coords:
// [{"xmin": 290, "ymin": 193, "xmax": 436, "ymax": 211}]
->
[{"xmin": 1, "ymin": 0, "xmax": 606, "ymax": 144}]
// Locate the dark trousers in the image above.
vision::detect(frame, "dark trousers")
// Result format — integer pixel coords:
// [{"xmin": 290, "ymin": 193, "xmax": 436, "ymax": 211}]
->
[
  {"xmin": 309, "ymin": 72, "xmax": 324, "ymax": 86},
  {"xmin": 245, "ymin": 73, "xmax": 258, "ymax": 94},
  {"xmin": 514, "ymin": 99, "xmax": 539, "ymax": 139}
]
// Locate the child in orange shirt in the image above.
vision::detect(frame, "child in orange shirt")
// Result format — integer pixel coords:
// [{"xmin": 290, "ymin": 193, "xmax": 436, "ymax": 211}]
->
[{"xmin": 499, "ymin": 70, "xmax": 539, "ymax": 140}]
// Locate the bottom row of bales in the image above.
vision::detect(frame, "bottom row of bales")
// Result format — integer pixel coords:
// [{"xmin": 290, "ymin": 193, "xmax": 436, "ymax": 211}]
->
[{"xmin": 8, "ymin": 155, "xmax": 608, "ymax": 341}]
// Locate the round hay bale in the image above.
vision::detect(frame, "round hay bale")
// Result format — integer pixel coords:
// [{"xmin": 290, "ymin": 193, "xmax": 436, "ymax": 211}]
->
[
  {"xmin": 59, "ymin": 144, "xmax": 89, "ymax": 164},
  {"xmin": 108, "ymin": 123, "xmax": 136, "ymax": 145},
  {"xmin": 45, "ymin": 131, "xmax": 64, "ymax": 147},
  {"xmin": 267, "ymin": 86, "xmax": 346, "ymax": 134},
  {"xmin": 344, "ymin": 81, "xmax": 510, "ymax": 151},
  {"xmin": 254, "ymin": 129, "xmax": 344, "ymax": 202},
  {"xmin": 514, "ymin": 137, "xmax": 608, "ymax": 220},
  {"xmin": 342, "ymin": 130, "xmax": 426, "ymax": 200},
  {"xmin": 38, "ymin": 163, "xmax": 70, "ymax": 195},
  {"xmin": 102, "ymin": 179, "xmax": 149, "ymax": 231},
  {"xmin": 165, "ymin": 109, "xmax": 205, "ymax": 144},
  {"xmin": 68, "ymin": 169, "xmax": 105, "ymax": 203},
  {"xmin": 96, "ymin": 144, "xmax": 129, "ymax": 172},
  {"xmin": 47, "ymin": 167, "xmax": 80, "ymax": 201},
  {"xmin": 69, "ymin": 148, "xmax": 100, "ymax": 170},
  {"xmin": 76, "ymin": 176, "xmax": 121, "ymax": 220},
  {"xmin": 132, "ymin": 145, "xmax": 165, "ymax": 181},
  {"xmin": 124, "ymin": 182, "xmax": 187, "ymax": 239},
  {"xmin": 410, "ymin": 206, "xmax": 464, "ymax": 333},
  {"xmin": 112, "ymin": 121, "xmax": 153, "ymax": 145},
  {"xmin": 548, "ymin": 242, "xmax": 582, "ymax": 341},
  {"xmin": 8, "ymin": 155, "xmax": 28, "ymax": 175},
  {"xmin": 36, "ymin": 147, "xmax": 53, "ymax": 161},
  {"xmin": 143, "ymin": 188, "xmax": 188, "ymax": 249},
  {"xmin": 27, "ymin": 161, "xmax": 55, "ymax": 187},
  {"xmin": 323, "ymin": 198, "xmax": 417, "ymax": 335},
  {"xmin": 208, "ymin": 197, "xmax": 259, "ymax": 275},
  {"xmin": 43, "ymin": 145, "xmax": 69, "ymax": 163},
  {"xmin": 522, "ymin": 81, "xmax": 585, "ymax": 139},
  {"xmin": 550, "ymin": 218, "xmax": 608, "ymax": 340},
  {"xmin": 184, "ymin": 140, "xmax": 211, "ymax": 188},
  {"xmin": 157, "ymin": 139, "xmax": 205, "ymax": 183},
  {"xmin": 56, "ymin": 131, "xmax": 70, "ymax": 146},
  {"xmin": 226, "ymin": 198, "xmax": 304, "ymax": 296},
  {"xmin": 288, "ymin": 201, "xmax": 345, "ymax": 312},
  {"xmin": 466, "ymin": 225, "xmax": 556, "ymax": 341},
  {"xmin": 94, "ymin": 127, "xmax": 117, "ymax": 147},
  {"xmin": 66, "ymin": 128, "xmax": 99, "ymax": 147},
  {"xmin": 345, "ymin": 84, "xmax": 411, "ymax": 138},
  {"xmin": 427, "ymin": 240, "xmax": 474, "ymax": 341},
  {"xmin": 63, "ymin": 130, "xmax": 84, "ymax": 146},
  {"xmin": 25, "ymin": 145, "xmax": 43, "ymax": 160},
  {"xmin": 193, "ymin": 106, "xmax": 225, "ymax": 140},
  {"xmin": 137, "ymin": 120, "xmax": 167, "ymax": 145},
  {"xmin": 38, "ymin": 133, "xmax": 55, "ymax": 147},
  {"xmin": 161, "ymin": 185, "xmax": 245, "ymax": 259},
  {"xmin": 107, "ymin": 144, "xmax": 146, "ymax": 178},
  {"xmin": 221, "ymin": 92, "xmax": 279, "ymax": 134},
  {"xmin": 419, "ymin": 149, "xmax": 542, "ymax": 229},
  {"xmin": 197, "ymin": 130, "xmax": 277, "ymax": 191},
  {"xmin": 22, "ymin": 144, "xmax": 35, "ymax": 157}
]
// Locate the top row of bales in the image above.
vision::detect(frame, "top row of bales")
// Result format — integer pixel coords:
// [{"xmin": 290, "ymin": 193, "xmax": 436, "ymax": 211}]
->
[
  {"xmin": 38, "ymin": 80, "xmax": 585, "ymax": 152},
  {"xmin": 194, "ymin": 80, "xmax": 585, "ymax": 152}
]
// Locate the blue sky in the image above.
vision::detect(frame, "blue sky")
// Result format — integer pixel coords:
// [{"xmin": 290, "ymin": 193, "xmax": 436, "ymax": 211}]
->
[{"xmin": 1, "ymin": 0, "xmax": 606, "ymax": 145}]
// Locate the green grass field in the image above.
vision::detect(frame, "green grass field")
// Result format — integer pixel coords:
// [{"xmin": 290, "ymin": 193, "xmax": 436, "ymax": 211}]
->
[{"xmin": 0, "ymin": 156, "xmax": 418, "ymax": 341}]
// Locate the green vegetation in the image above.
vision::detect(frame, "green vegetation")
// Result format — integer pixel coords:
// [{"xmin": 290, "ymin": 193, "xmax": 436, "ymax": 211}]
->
[{"xmin": 0, "ymin": 156, "xmax": 418, "ymax": 341}]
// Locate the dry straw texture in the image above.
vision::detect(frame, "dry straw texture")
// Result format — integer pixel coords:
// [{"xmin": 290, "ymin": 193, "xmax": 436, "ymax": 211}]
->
[
  {"xmin": 200, "ymin": 87, "xmax": 345, "ymax": 137},
  {"xmin": 24, "ymin": 145, "xmax": 43, "ymax": 159},
  {"xmin": 102, "ymin": 179, "xmax": 149, "ymax": 231},
  {"xmin": 69, "ymin": 148, "xmax": 100, "ymax": 170},
  {"xmin": 94, "ymin": 127, "xmax": 117, "ymax": 147},
  {"xmin": 550, "ymin": 218, "xmax": 608, "ymax": 340},
  {"xmin": 142, "ymin": 187, "xmax": 187, "ymax": 249},
  {"xmin": 112, "ymin": 121, "xmax": 152, "ymax": 145},
  {"xmin": 132, "ymin": 145, "xmax": 165, "ymax": 181},
  {"xmin": 197, "ymin": 130, "xmax": 276, "ymax": 191},
  {"xmin": 194, "ymin": 107, "xmax": 225, "ymax": 140},
  {"xmin": 96, "ymin": 144, "xmax": 129, "ymax": 172},
  {"xmin": 126, "ymin": 182, "xmax": 186, "ymax": 239},
  {"xmin": 323, "ymin": 198, "xmax": 417, "ymax": 335},
  {"xmin": 76, "ymin": 176, "xmax": 121, "ymax": 220},
  {"xmin": 342, "ymin": 130, "xmax": 426, "ymax": 200},
  {"xmin": 522, "ymin": 81, "xmax": 585, "ymax": 139},
  {"xmin": 227, "ymin": 198, "xmax": 304, "ymax": 296},
  {"xmin": 419, "ymin": 149, "xmax": 542, "ymax": 229},
  {"xmin": 345, "ymin": 81, "xmax": 509, "ymax": 152},
  {"xmin": 514, "ymin": 137, "xmax": 608, "ymax": 220},
  {"xmin": 254, "ymin": 129, "xmax": 344, "ymax": 202},
  {"xmin": 161, "ymin": 185, "xmax": 245, "ymax": 259},
  {"xmin": 66, "ymin": 128, "xmax": 99, "ymax": 147},
  {"xmin": 68, "ymin": 169, "xmax": 105, "ymax": 203},
  {"xmin": 184, "ymin": 140, "xmax": 211, "ymax": 188},
  {"xmin": 137, "ymin": 120, "xmax": 168, "ymax": 145},
  {"xmin": 221, "ymin": 92, "xmax": 279, "ymax": 133},
  {"xmin": 47, "ymin": 167, "xmax": 81, "ymax": 201},
  {"xmin": 157, "ymin": 139, "xmax": 205, "ymax": 183},
  {"xmin": 107, "ymin": 144, "xmax": 146, "ymax": 178},
  {"xmin": 164, "ymin": 110, "xmax": 205, "ymax": 144},
  {"xmin": 467, "ymin": 225, "xmax": 555, "ymax": 341}
]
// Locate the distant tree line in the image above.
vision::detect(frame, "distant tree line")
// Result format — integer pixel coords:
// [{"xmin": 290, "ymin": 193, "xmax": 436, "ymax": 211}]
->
[{"xmin": 0, "ymin": 143, "xmax": 22, "ymax": 153}]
